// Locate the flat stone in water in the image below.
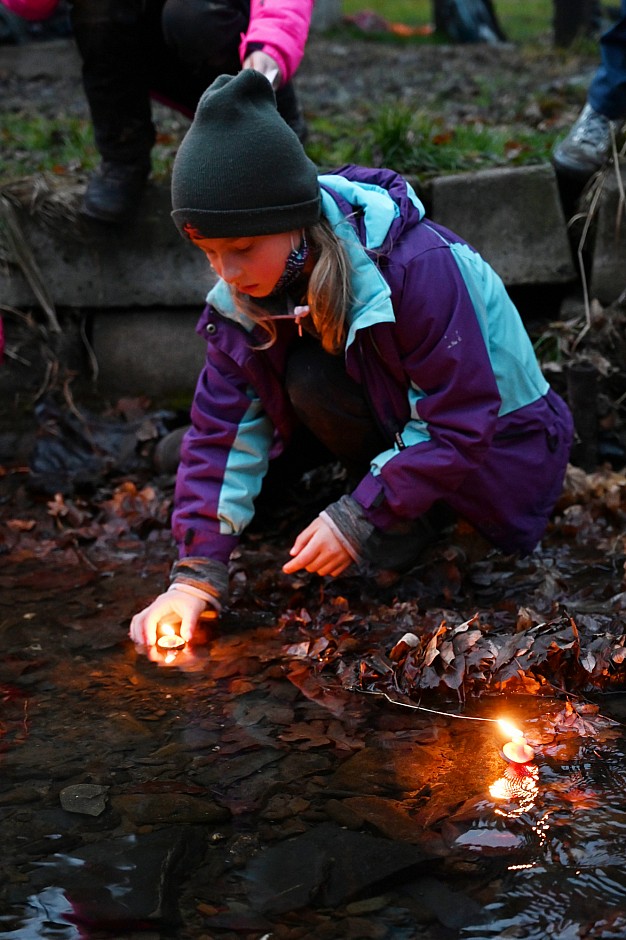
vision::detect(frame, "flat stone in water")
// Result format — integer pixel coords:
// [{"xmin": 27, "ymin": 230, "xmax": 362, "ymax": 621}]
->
[
  {"xmin": 243, "ymin": 821, "xmax": 439, "ymax": 914},
  {"xmin": 59, "ymin": 784, "xmax": 109, "ymax": 816},
  {"xmin": 330, "ymin": 745, "xmax": 447, "ymax": 795},
  {"xmin": 454, "ymin": 828, "xmax": 525, "ymax": 851}
]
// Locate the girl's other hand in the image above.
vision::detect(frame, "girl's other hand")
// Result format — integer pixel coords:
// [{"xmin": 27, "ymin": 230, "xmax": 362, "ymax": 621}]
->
[
  {"xmin": 129, "ymin": 590, "xmax": 208, "ymax": 649},
  {"xmin": 283, "ymin": 516, "xmax": 353, "ymax": 578}
]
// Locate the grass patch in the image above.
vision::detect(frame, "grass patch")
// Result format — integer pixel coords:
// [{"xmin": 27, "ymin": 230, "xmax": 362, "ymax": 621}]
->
[
  {"xmin": 307, "ymin": 105, "xmax": 557, "ymax": 179},
  {"xmin": 341, "ymin": 0, "xmax": 554, "ymax": 44},
  {"xmin": 0, "ymin": 111, "xmax": 97, "ymax": 179},
  {"xmin": 0, "ymin": 110, "xmax": 185, "ymax": 181},
  {"xmin": 0, "ymin": 0, "xmax": 593, "ymax": 183}
]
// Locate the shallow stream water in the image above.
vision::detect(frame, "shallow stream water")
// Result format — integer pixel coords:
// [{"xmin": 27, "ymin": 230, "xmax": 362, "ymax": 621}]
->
[
  {"xmin": 1, "ymin": 555, "xmax": 625, "ymax": 940},
  {"xmin": 1, "ymin": 460, "xmax": 626, "ymax": 939}
]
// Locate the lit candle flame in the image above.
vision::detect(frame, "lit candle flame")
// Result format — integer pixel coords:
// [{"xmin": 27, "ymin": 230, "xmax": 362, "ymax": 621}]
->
[{"xmin": 497, "ymin": 719, "xmax": 522, "ymax": 739}]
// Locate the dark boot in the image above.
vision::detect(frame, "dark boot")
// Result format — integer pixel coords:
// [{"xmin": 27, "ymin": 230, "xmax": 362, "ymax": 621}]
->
[
  {"xmin": 361, "ymin": 504, "xmax": 457, "ymax": 586},
  {"xmin": 70, "ymin": 0, "xmax": 155, "ymax": 222},
  {"xmin": 82, "ymin": 160, "xmax": 151, "ymax": 224},
  {"xmin": 153, "ymin": 425, "xmax": 189, "ymax": 475}
]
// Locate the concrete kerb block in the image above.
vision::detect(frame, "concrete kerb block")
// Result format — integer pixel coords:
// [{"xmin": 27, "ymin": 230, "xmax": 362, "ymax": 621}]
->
[
  {"xmin": 588, "ymin": 160, "xmax": 626, "ymax": 305},
  {"xmin": 0, "ymin": 37, "xmax": 81, "ymax": 79},
  {"xmin": 0, "ymin": 176, "xmax": 213, "ymax": 404},
  {"xmin": 91, "ymin": 307, "xmax": 207, "ymax": 400},
  {"xmin": 0, "ymin": 179, "xmax": 215, "ymax": 310},
  {"xmin": 429, "ymin": 164, "xmax": 577, "ymax": 287}
]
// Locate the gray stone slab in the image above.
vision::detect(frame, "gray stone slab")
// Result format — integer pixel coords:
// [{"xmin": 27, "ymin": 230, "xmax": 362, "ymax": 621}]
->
[
  {"xmin": 589, "ymin": 161, "xmax": 626, "ymax": 305},
  {"xmin": 0, "ymin": 177, "xmax": 215, "ymax": 309},
  {"xmin": 430, "ymin": 164, "xmax": 576, "ymax": 286},
  {"xmin": 0, "ymin": 37, "xmax": 80, "ymax": 79},
  {"xmin": 91, "ymin": 307, "xmax": 207, "ymax": 400}
]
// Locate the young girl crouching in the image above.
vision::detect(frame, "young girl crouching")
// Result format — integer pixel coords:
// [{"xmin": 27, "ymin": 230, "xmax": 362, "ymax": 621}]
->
[{"xmin": 129, "ymin": 70, "xmax": 573, "ymax": 651}]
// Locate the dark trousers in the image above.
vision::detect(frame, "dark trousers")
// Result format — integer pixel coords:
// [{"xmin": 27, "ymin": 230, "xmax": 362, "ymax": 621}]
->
[
  {"xmin": 279, "ymin": 339, "xmax": 453, "ymax": 570},
  {"xmin": 285, "ymin": 338, "xmax": 389, "ymax": 479},
  {"xmin": 69, "ymin": 0, "xmax": 300, "ymax": 164}
]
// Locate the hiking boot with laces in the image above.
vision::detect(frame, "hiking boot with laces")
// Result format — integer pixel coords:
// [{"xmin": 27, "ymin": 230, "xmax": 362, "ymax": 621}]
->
[
  {"xmin": 81, "ymin": 160, "xmax": 151, "ymax": 224},
  {"xmin": 552, "ymin": 102, "xmax": 622, "ymax": 181}
]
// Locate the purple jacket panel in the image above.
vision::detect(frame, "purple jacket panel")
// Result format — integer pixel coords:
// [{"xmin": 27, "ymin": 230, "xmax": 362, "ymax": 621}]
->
[
  {"xmin": 345, "ymin": 220, "xmax": 505, "ymax": 508},
  {"xmin": 446, "ymin": 388, "xmax": 573, "ymax": 552},
  {"xmin": 173, "ymin": 310, "xmax": 298, "ymax": 561}
]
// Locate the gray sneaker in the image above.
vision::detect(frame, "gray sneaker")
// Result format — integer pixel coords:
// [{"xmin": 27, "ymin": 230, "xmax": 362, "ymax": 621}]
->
[{"xmin": 552, "ymin": 102, "xmax": 621, "ymax": 181}]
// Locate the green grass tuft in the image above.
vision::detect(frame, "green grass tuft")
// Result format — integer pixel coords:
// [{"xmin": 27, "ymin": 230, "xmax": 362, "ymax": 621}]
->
[
  {"xmin": 0, "ymin": 112, "xmax": 97, "ymax": 178},
  {"xmin": 307, "ymin": 104, "xmax": 557, "ymax": 179}
]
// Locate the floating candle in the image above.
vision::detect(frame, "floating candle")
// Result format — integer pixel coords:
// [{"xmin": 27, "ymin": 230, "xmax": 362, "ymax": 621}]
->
[
  {"xmin": 498, "ymin": 719, "xmax": 535, "ymax": 765},
  {"xmin": 156, "ymin": 633, "xmax": 185, "ymax": 651},
  {"xmin": 156, "ymin": 618, "xmax": 185, "ymax": 653}
]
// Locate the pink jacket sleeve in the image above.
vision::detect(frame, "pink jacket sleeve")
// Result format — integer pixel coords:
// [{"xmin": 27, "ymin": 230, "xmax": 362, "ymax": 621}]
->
[
  {"xmin": 239, "ymin": 0, "xmax": 313, "ymax": 84},
  {"xmin": 1, "ymin": 0, "xmax": 59, "ymax": 20}
]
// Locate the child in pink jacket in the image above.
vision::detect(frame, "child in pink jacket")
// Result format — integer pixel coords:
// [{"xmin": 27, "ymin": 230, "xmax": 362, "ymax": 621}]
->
[
  {"xmin": 1, "ymin": 0, "xmax": 57, "ymax": 18},
  {"xmin": 3, "ymin": 0, "xmax": 312, "ymax": 223}
]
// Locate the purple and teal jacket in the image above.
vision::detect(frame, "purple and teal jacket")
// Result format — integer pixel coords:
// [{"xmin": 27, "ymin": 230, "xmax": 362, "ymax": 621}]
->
[{"xmin": 172, "ymin": 165, "xmax": 574, "ymax": 565}]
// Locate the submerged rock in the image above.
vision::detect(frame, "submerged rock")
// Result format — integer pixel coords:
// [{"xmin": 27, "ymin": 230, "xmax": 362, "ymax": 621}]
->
[{"xmin": 59, "ymin": 784, "xmax": 109, "ymax": 817}]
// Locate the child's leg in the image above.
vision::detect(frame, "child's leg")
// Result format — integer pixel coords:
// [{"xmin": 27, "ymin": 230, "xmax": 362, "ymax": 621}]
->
[
  {"xmin": 284, "ymin": 337, "xmax": 388, "ymax": 478},
  {"xmin": 284, "ymin": 339, "xmax": 455, "ymax": 574},
  {"xmin": 70, "ymin": 0, "xmax": 156, "ymax": 166}
]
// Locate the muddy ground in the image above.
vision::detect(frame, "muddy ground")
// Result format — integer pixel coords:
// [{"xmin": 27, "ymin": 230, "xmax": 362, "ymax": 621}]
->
[{"xmin": 0, "ymin": 22, "xmax": 603, "ymax": 176}]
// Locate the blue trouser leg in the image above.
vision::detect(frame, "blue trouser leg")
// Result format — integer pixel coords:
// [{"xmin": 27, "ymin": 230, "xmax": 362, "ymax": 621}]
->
[{"xmin": 588, "ymin": 0, "xmax": 626, "ymax": 119}]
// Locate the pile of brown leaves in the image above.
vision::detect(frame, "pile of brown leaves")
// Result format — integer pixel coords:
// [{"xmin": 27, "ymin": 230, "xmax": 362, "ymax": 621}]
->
[{"xmin": 279, "ymin": 602, "xmax": 626, "ymax": 709}]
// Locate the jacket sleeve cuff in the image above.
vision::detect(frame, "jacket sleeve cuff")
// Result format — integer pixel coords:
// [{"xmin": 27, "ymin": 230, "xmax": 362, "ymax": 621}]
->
[
  {"xmin": 322, "ymin": 494, "xmax": 374, "ymax": 563},
  {"xmin": 169, "ymin": 557, "xmax": 229, "ymax": 611}
]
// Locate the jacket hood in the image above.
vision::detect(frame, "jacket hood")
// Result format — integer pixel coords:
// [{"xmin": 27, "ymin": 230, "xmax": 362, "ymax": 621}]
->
[
  {"xmin": 319, "ymin": 168, "xmax": 425, "ymax": 250},
  {"xmin": 318, "ymin": 169, "xmax": 425, "ymax": 347}
]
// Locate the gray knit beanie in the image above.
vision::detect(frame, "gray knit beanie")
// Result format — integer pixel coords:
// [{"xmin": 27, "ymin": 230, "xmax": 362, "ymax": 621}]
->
[{"xmin": 171, "ymin": 70, "xmax": 321, "ymax": 239}]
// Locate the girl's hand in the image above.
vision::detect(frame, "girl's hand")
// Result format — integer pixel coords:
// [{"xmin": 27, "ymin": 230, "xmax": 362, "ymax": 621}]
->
[
  {"xmin": 129, "ymin": 589, "xmax": 208, "ymax": 649},
  {"xmin": 242, "ymin": 51, "xmax": 281, "ymax": 88},
  {"xmin": 283, "ymin": 516, "xmax": 353, "ymax": 578}
]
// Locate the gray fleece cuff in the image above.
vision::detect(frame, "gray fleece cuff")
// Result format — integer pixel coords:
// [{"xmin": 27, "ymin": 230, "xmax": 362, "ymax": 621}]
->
[
  {"xmin": 322, "ymin": 494, "xmax": 374, "ymax": 563},
  {"xmin": 169, "ymin": 557, "xmax": 229, "ymax": 611}
]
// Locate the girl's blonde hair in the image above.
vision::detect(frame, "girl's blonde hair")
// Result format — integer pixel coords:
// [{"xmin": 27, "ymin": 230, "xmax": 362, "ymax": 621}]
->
[{"xmin": 236, "ymin": 217, "xmax": 353, "ymax": 355}]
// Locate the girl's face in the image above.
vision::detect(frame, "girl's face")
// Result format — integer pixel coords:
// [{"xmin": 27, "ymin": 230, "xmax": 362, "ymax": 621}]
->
[{"xmin": 190, "ymin": 230, "xmax": 302, "ymax": 298}]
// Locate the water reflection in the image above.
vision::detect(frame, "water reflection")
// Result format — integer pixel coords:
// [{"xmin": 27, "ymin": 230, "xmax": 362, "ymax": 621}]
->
[
  {"xmin": 463, "ymin": 736, "xmax": 626, "ymax": 939},
  {"xmin": 0, "ymin": 886, "xmax": 78, "ymax": 939},
  {"xmin": 490, "ymin": 762, "xmax": 540, "ymax": 815}
]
